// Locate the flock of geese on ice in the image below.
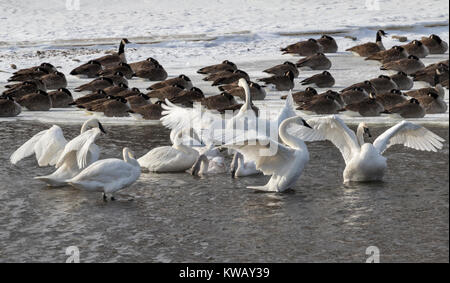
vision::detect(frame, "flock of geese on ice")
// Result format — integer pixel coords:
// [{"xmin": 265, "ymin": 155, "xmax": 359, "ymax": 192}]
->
[{"xmin": 2, "ymin": 31, "xmax": 448, "ymax": 200}]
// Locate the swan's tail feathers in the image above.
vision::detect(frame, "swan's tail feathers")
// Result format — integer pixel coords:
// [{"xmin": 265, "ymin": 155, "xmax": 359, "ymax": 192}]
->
[
  {"xmin": 247, "ymin": 185, "xmax": 275, "ymax": 192},
  {"xmin": 34, "ymin": 176, "xmax": 68, "ymax": 187}
]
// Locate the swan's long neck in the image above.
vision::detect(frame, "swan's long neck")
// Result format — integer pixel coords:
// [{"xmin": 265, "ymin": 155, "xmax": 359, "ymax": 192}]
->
[
  {"xmin": 231, "ymin": 152, "xmax": 243, "ymax": 172},
  {"xmin": 241, "ymin": 82, "xmax": 252, "ymax": 112},
  {"xmin": 80, "ymin": 120, "xmax": 91, "ymax": 133},
  {"xmin": 173, "ymin": 131, "xmax": 197, "ymax": 154},
  {"xmin": 123, "ymin": 148, "xmax": 140, "ymax": 167},
  {"xmin": 356, "ymin": 124, "xmax": 365, "ymax": 146},
  {"xmin": 278, "ymin": 118, "xmax": 306, "ymax": 150}
]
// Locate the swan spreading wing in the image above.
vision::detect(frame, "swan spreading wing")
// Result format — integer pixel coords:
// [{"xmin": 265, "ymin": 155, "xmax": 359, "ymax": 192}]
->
[
  {"xmin": 56, "ymin": 128, "xmax": 102, "ymax": 169},
  {"xmin": 223, "ymin": 134, "xmax": 296, "ymax": 176},
  {"xmin": 10, "ymin": 125, "xmax": 67, "ymax": 166},
  {"xmin": 291, "ymin": 115, "xmax": 360, "ymax": 164},
  {"xmin": 373, "ymin": 121, "xmax": 444, "ymax": 154}
]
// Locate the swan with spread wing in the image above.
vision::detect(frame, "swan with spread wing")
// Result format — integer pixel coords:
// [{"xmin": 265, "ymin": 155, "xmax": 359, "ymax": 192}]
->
[{"xmin": 295, "ymin": 115, "xmax": 444, "ymax": 182}]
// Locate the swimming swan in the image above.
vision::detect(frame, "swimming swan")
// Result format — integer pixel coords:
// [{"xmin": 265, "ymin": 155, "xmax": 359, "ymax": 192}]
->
[
  {"xmin": 67, "ymin": 147, "xmax": 141, "ymax": 201},
  {"xmin": 230, "ymin": 151, "xmax": 260, "ymax": 178},
  {"xmin": 223, "ymin": 116, "xmax": 312, "ymax": 192},
  {"xmin": 34, "ymin": 118, "xmax": 107, "ymax": 186},
  {"xmin": 296, "ymin": 115, "xmax": 444, "ymax": 182}
]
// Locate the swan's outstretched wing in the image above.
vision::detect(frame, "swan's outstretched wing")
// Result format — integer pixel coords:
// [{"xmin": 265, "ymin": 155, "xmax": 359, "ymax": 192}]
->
[
  {"xmin": 10, "ymin": 125, "xmax": 67, "ymax": 166},
  {"xmin": 223, "ymin": 135, "xmax": 296, "ymax": 176},
  {"xmin": 373, "ymin": 121, "xmax": 444, "ymax": 154},
  {"xmin": 291, "ymin": 115, "xmax": 360, "ymax": 164},
  {"xmin": 275, "ymin": 90, "xmax": 296, "ymax": 126},
  {"xmin": 161, "ymin": 99, "xmax": 225, "ymax": 144},
  {"xmin": 56, "ymin": 128, "xmax": 102, "ymax": 169}
]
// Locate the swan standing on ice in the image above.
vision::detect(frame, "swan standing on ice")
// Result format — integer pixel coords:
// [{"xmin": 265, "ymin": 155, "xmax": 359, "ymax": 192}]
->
[
  {"xmin": 67, "ymin": 147, "xmax": 141, "ymax": 201},
  {"xmin": 296, "ymin": 115, "xmax": 444, "ymax": 182},
  {"xmin": 138, "ymin": 129, "xmax": 200, "ymax": 173},
  {"xmin": 34, "ymin": 118, "xmax": 107, "ymax": 186},
  {"xmin": 223, "ymin": 116, "xmax": 312, "ymax": 192}
]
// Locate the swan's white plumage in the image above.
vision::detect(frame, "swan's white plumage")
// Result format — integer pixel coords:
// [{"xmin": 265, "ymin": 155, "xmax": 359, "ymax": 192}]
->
[
  {"xmin": 373, "ymin": 121, "xmax": 444, "ymax": 154},
  {"xmin": 68, "ymin": 148, "xmax": 141, "ymax": 194},
  {"xmin": 10, "ymin": 125, "xmax": 67, "ymax": 166}
]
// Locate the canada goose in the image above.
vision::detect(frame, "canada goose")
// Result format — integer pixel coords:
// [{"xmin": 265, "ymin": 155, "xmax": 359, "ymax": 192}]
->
[
  {"xmin": 40, "ymin": 71, "xmax": 67, "ymax": 89},
  {"xmin": 280, "ymin": 38, "xmax": 323, "ymax": 56},
  {"xmin": 297, "ymin": 94, "xmax": 341, "ymax": 114},
  {"xmin": 2, "ymin": 80, "xmax": 45, "ymax": 99},
  {"xmin": 74, "ymin": 77, "xmax": 114, "ymax": 92},
  {"xmin": 48, "ymin": 88, "xmax": 73, "ymax": 108},
  {"xmin": 126, "ymin": 93, "xmax": 150, "ymax": 109},
  {"xmin": 296, "ymin": 53, "xmax": 332, "ymax": 70},
  {"xmin": 217, "ymin": 103, "xmax": 259, "ymax": 114},
  {"xmin": 5, "ymin": 79, "xmax": 46, "ymax": 92},
  {"xmin": 300, "ymin": 71, "xmax": 335, "ymax": 87},
  {"xmin": 7, "ymin": 67, "xmax": 49, "ymax": 82},
  {"xmin": 70, "ymin": 89, "xmax": 108, "ymax": 106},
  {"xmin": 369, "ymin": 75, "xmax": 398, "ymax": 93},
  {"xmin": 92, "ymin": 96, "xmax": 130, "ymax": 117},
  {"xmin": 416, "ymin": 92, "xmax": 447, "ymax": 114},
  {"xmin": 405, "ymin": 70, "xmax": 445, "ymax": 99},
  {"xmin": 169, "ymin": 87, "xmax": 205, "ymax": 105},
  {"xmin": 203, "ymin": 69, "xmax": 234, "ymax": 81},
  {"xmin": 103, "ymin": 83, "xmax": 129, "ymax": 96},
  {"xmin": 146, "ymin": 84, "xmax": 185, "ymax": 100},
  {"xmin": 346, "ymin": 30, "xmax": 387, "ymax": 57},
  {"xmin": 263, "ymin": 61, "xmax": 299, "ymax": 77},
  {"xmin": 129, "ymin": 57, "xmax": 160, "ymax": 71},
  {"xmin": 258, "ymin": 71, "xmax": 294, "ymax": 91},
  {"xmin": 420, "ymin": 34, "xmax": 448, "ymax": 54},
  {"xmin": 200, "ymin": 92, "xmax": 237, "ymax": 110},
  {"xmin": 380, "ymin": 55, "xmax": 425, "ymax": 75},
  {"xmin": 70, "ymin": 60, "xmax": 102, "ymax": 78},
  {"xmin": 197, "ymin": 60, "xmax": 237, "ymax": 74},
  {"xmin": 317, "ymin": 90, "xmax": 344, "ymax": 107},
  {"xmin": 401, "ymin": 40, "xmax": 429, "ymax": 58},
  {"xmin": 147, "ymin": 75, "xmax": 193, "ymax": 90},
  {"xmin": 12, "ymin": 62, "xmax": 56, "ymax": 76},
  {"xmin": 133, "ymin": 62, "xmax": 168, "ymax": 81},
  {"xmin": 390, "ymin": 71, "xmax": 413, "ymax": 90},
  {"xmin": 102, "ymin": 71, "xmax": 128, "ymax": 85},
  {"xmin": 211, "ymin": 70, "xmax": 250, "ymax": 86},
  {"xmin": 0, "ymin": 96, "xmax": 21, "ymax": 117},
  {"xmin": 317, "ymin": 35, "xmax": 338, "ymax": 53},
  {"xmin": 97, "ymin": 62, "xmax": 134, "ymax": 79},
  {"xmin": 16, "ymin": 90, "xmax": 52, "ymax": 111},
  {"xmin": 341, "ymin": 93, "xmax": 384, "ymax": 117},
  {"xmin": 340, "ymin": 87, "xmax": 369, "ymax": 105},
  {"xmin": 75, "ymin": 95, "xmax": 112, "ymax": 110},
  {"xmin": 412, "ymin": 62, "xmax": 449, "ymax": 85},
  {"xmin": 222, "ymin": 82, "xmax": 266, "ymax": 101},
  {"xmin": 385, "ymin": 98, "xmax": 425, "ymax": 118},
  {"xmin": 130, "ymin": 101, "xmax": 164, "ymax": 120},
  {"xmin": 281, "ymin": 87, "xmax": 318, "ymax": 104},
  {"xmin": 92, "ymin": 38, "xmax": 130, "ymax": 68},
  {"xmin": 376, "ymin": 89, "xmax": 408, "ymax": 109},
  {"xmin": 341, "ymin": 80, "xmax": 377, "ymax": 94},
  {"xmin": 365, "ymin": 46, "xmax": 409, "ymax": 63},
  {"xmin": 115, "ymin": 87, "xmax": 142, "ymax": 98}
]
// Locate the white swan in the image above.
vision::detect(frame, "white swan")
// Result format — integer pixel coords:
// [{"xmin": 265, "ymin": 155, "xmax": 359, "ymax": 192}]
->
[
  {"xmin": 67, "ymin": 147, "xmax": 141, "ymax": 201},
  {"xmin": 223, "ymin": 116, "xmax": 312, "ymax": 192},
  {"xmin": 295, "ymin": 115, "xmax": 444, "ymax": 182},
  {"xmin": 138, "ymin": 129, "xmax": 200, "ymax": 172},
  {"xmin": 190, "ymin": 154, "xmax": 227, "ymax": 176},
  {"xmin": 230, "ymin": 152, "xmax": 260, "ymax": 178},
  {"xmin": 34, "ymin": 118, "xmax": 107, "ymax": 186}
]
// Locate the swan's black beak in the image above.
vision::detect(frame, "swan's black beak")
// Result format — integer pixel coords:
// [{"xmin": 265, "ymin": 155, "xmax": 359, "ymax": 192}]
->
[
  {"xmin": 231, "ymin": 169, "xmax": 236, "ymax": 179},
  {"xmin": 364, "ymin": 127, "xmax": 371, "ymax": 138},
  {"xmin": 302, "ymin": 119, "xmax": 312, "ymax": 129},
  {"xmin": 99, "ymin": 122, "xmax": 107, "ymax": 134}
]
